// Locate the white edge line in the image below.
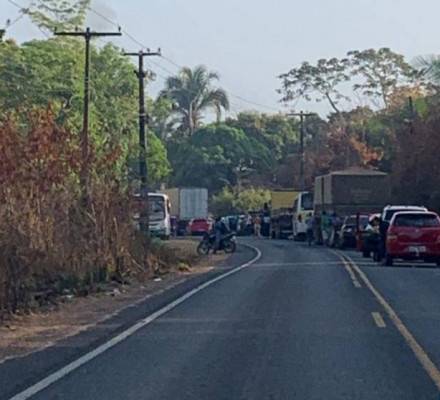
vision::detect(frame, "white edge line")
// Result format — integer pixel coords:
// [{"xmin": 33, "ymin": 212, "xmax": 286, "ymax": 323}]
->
[{"xmin": 9, "ymin": 244, "xmax": 262, "ymax": 400}]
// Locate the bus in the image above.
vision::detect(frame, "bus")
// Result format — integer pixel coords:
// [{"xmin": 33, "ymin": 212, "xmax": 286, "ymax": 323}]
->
[
  {"xmin": 148, "ymin": 193, "xmax": 172, "ymax": 240},
  {"xmin": 132, "ymin": 193, "xmax": 172, "ymax": 240}
]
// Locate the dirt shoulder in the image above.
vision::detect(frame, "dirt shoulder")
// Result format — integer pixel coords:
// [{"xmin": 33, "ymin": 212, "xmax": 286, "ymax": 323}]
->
[{"xmin": 0, "ymin": 239, "xmax": 228, "ymax": 363}]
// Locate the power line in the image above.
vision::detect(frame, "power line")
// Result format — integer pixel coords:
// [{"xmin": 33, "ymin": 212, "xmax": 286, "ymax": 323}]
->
[
  {"xmin": 5, "ymin": 0, "xmax": 282, "ymax": 115},
  {"xmin": 4, "ymin": 0, "xmax": 24, "ymax": 9},
  {"xmin": 4, "ymin": 0, "xmax": 51, "ymax": 38},
  {"xmin": 86, "ymin": 4, "xmax": 281, "ymax": 113}
]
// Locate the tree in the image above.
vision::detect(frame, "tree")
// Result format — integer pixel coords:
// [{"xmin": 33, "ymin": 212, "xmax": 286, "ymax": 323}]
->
[
  {"xmin": 159, "ymin": 65, "xmax": 230, "ymax": 136},
  {"xmin": 25, "ymin": 0, "xmax": 91, "ymax": 32},
  {"xmin": 211, "ymin": 187, "xmax": 237, "ymax": 216},
  {"xmin": 348, "ymin": 48, "xmax": 419, "ymax": 110},
  {"xmin": 225, "ymin": 112, "xmax": 299, "ymax": 186},
  {"xmin": 211, "ymin": 187, "xmax": 270, "ymax": 216},
  {"xmin": 0, "ymin": 38, "xmax": 170, "ymax": 187},
  {"xmin": 147, "ymin": 97, "xmax": 178, "ymax": 141},
  {"xmin": 235, "ymin": 188, "xmax": 270, "ymax": 212},
  {"xmin": 278, "ymin": 57, "xmax": 351, "ymax": 114},
  {"xmin": 0, "ymin": 38, "xmax": 82, "ymax": 117},
  {"xmin": 168, "ymin": 124, "xmax": 267, "ymax": 193},
  {"xmin": 415, "ymin": 54, "xmax": 440, "ymax": 86}
]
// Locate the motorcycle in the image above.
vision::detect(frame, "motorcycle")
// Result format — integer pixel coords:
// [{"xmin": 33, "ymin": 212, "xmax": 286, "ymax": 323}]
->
[{"xmin": 197, "ymin": 232, "xmax": 237, "ymax": 255}]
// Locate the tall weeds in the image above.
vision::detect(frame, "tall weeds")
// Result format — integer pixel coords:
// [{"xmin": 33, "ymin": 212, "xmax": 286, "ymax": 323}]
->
[{"xmin": 0, "ymin": 110, "xmax": 148, "ymax": 317}]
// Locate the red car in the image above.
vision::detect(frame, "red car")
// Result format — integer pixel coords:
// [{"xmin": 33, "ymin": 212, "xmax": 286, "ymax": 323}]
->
[
  {"xmin": 386, "ymin": 211, "xmax": 440, "ymax": 266},
  {"xmin": 187, "ymin": 218, "xmax": 212, "ymax": 236}
]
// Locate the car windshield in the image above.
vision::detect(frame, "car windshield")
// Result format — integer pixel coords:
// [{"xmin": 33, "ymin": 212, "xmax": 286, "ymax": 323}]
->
[
  {"xmin": 301, "ymin": 193, "xmax": 314, "ymax": 211},
  {"xmin": 345, "ymin": 217, "xmax": 356, "ymax": 226},
  {"xmin": 394, "ymin": 214, "xmax": 440, "ymax": 228},
  {"xmin": 344, "ymin": 216, "xmax": 368, "ymax": 229},
  {"xmin": 385, "ymin": 209, "xmax": 423, "ymax": 221}
]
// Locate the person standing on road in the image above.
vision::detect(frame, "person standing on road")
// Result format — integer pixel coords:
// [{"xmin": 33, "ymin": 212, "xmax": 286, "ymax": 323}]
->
[
  {"xmin": 305, "ymin": 213, "xmax": 314, "ymax": 246},
  {"xmin": 245, "ymin": 213, "xmax": 253, "ymax": 236},
  {"xmin": 321, "ymin": 211, "xmax": 331, "ymax": 246},
  {"xmin": 330, "ymin": 212, "xmax": 342, "ymax": 247},
  {"xmin": 253, "ymin": 215, "xmax": 262, "ymax": 238},
  {"xmin": 262, "ymin": 203, "xmax": 271, "ymax": 238}
]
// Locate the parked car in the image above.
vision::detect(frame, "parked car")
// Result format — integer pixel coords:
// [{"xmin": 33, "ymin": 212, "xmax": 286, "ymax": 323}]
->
[
  {"xmin": 187, "ymin": 218, "xmax": 213, "ymax": 236},
  {"xmin": 385, "ymin": 211, "xmax": 440, "ymax": 266},
  {"xmin": 339, "ymin": 215, "xmax": 369, "ymax": 249},
  {"xmin": 381, "ymin": 205, "xmax": 428, "ymax": 229}
]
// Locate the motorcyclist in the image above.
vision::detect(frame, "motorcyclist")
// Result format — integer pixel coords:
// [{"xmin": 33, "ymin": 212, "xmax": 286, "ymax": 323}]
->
[{"xmin": 213, "ymin": 217, "xmax": 230, "ymax": 254}]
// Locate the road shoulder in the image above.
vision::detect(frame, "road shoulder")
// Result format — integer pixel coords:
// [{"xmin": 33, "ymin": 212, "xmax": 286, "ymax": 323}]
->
[{"xmin": 0, "ymin": 242, "xmax": 256, "ymax": 400}]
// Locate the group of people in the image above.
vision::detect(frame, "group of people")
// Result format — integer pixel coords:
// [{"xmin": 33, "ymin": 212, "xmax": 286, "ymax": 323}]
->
[
  {"xmin": 242, "ymin": 203, "xmax": 271, "ymax": 238},
  {"xmin": 318, "ymin": 211, "xmax": 343, "ymax": 246}
]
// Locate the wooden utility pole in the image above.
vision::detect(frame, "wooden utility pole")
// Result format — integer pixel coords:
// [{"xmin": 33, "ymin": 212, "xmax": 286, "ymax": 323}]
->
[
  {"xmin": 408, "ymin": 96, "xmax": 415, "ymax": 135},
  {"xmin": 54, "ymin": 27, "xmax": 122, "ymax": 205},
  {"xmin": 123, "ymin": 49, "xmax": 161, "ymax": 236},
  {"xmin": 288, "ymin": 111, "xmax": 316, "ymax": 191}
]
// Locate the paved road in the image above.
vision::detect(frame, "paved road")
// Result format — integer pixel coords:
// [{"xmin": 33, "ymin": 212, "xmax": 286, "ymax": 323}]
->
[{"xmin": 6, "ymin": 239, "xmax": 440, "ymax": 399}]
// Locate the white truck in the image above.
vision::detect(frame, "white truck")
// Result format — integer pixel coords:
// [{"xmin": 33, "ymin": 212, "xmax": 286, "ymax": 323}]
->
[{"xmin": 162, "ymin": 187, "xmax": 209, "ymax": 235}]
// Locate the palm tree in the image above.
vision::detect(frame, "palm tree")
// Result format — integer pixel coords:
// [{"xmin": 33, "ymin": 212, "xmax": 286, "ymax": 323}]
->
[
  {"xmin": 415, "ymin": 55, "xmax": 440, "ymax": 84},
  {"xmin": 159, "ymin": 65, "xmax": 230, "ymax": 136}
]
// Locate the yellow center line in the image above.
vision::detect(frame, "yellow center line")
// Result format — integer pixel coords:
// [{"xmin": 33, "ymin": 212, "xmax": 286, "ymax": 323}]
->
[
  {"xmin": 371, "ymin": 312, "xmax": 387, "ymax": 328},
  {"xmin": 343, "ymin": 260, "xmax": 362, "ymax": 288},
  {"xmin": 330, "ymin": 250, "xmax": 362, "ymax": 288},
  {"xmin": 339, "ymin": 252, "xmax": 440, "ymax": 392}
]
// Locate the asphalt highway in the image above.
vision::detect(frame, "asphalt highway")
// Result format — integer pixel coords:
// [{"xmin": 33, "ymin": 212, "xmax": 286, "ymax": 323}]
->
[{"xmin": 3, "ymin": 239, "xmax": 440, "ymax": 399}]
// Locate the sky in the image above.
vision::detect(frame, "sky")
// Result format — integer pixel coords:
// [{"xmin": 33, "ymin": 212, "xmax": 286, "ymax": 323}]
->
[{"xmin": 2, "ymin": 0, "xmax": 440, "ymax": 117}]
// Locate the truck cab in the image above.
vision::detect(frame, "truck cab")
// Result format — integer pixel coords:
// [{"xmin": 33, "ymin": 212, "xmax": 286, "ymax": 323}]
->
[{"xmin": 292, "ymin": 192, "xmax": 314, "ymax": 241}]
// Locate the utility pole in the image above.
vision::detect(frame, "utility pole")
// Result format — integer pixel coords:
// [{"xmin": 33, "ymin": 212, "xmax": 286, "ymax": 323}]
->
[
  {"xmin": 123, "ymin": 49, "xmax": 161, "ymax": 236},
  {"xmin": 408, "ymin": 96, "xmax": 415, "ymax": 135},
  {"xmin": 54, "ymin": 27, "xmax": 122, "ymax": 206},
  {"xmin": 288, "ymin": 111, "xmax": 316, "ymax": 191}
]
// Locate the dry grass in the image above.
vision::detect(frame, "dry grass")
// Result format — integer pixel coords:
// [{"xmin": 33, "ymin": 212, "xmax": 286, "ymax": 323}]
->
[{"xmin": 0, "ymin": 241, "xmax": 228, "ymax": 363}]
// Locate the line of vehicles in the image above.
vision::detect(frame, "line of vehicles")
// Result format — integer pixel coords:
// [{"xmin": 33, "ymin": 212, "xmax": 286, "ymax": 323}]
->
[
  {"xmin": 271, "ymin": 168, "xmax": 440, "ymax": 267},
  {"xmin": 138, "ymin": 168, "xmax": 440, "ymax": 266}
]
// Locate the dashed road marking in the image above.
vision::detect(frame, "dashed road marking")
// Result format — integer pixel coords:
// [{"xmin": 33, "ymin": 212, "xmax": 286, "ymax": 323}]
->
[
  {"xmin": 372, "ymin": 312, "xmax": 387, "ymax": 328},
  {"xmin": 337, "ymin": 252, "xmax": 440, "ymax": 392}
]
